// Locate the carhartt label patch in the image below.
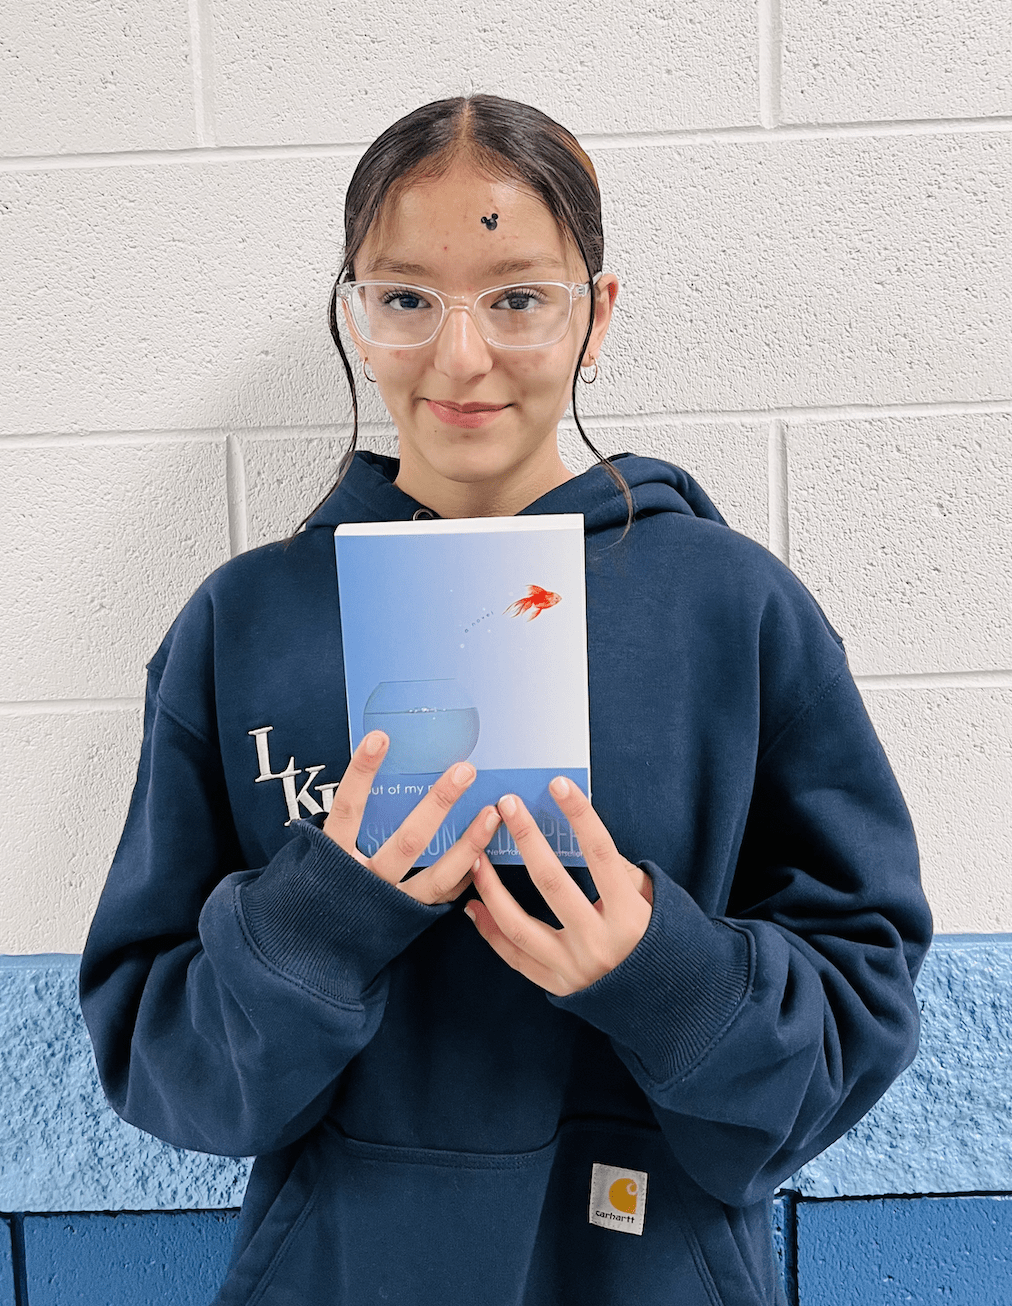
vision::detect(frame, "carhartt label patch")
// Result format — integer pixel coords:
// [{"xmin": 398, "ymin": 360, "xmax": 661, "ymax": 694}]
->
[{"xmin": 588, "ymin": 1162, "xmax": 648, "ymax": 1236}]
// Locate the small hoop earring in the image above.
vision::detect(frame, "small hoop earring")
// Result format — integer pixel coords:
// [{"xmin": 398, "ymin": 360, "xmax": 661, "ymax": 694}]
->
[
  {"xmin": 363, "ymin": 360, "xmax": 377, "ymax": 383},
  {"xmin": 579, "ymin": 359, "xmax": 599, "ymax": 384}
]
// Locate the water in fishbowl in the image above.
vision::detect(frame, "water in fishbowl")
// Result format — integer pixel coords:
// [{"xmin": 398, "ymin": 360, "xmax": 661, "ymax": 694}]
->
[{"xmin": 363, "ymin": 679, "xmax": 480, "ymax": 775}]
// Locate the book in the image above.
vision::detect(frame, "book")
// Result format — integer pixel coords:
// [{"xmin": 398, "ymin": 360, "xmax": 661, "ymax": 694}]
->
[{"xmin": 334, "ymin": 514, "xmax": 590, "ymax": 867}]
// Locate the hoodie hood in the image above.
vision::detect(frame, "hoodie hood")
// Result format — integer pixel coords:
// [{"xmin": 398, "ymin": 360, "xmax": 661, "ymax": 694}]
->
[{"xmin": 304, "ymin": 450, "xmax": 728, "ymax": 536}]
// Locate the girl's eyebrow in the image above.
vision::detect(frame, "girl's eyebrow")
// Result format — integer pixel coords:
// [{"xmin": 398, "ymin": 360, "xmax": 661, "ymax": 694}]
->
[{"xmin": 362, "ymin": 254, "xmax": 567, "ymax": 279}]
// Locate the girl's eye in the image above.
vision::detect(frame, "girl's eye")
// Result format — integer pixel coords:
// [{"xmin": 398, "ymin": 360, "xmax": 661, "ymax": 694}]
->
[
  {"xmin": 380, "ymin": 287, "xmax": 428, "ymax": 310},
  {"xmin": 492, "ymin": 285, "xmax": 549, "ymax": 312}
]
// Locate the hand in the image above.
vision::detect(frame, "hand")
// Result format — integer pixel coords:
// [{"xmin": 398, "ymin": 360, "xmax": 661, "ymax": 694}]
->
[
  {"xmin": 322, "ymin": 731, "xmax": 502, "ymax": 907},
  {"xmin": 464, "ymin": 778, "xmax": 654, "ymax": 997}
]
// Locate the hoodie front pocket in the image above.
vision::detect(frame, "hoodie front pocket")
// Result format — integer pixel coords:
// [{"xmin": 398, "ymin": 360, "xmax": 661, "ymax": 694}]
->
[
  {"xmin": 519, "ymin": 1118, "xmax": 726, "ymax": 1306},
  {"xmin": 241, "ymin": 1119, "xmax": 561, "ymax": 1306},
  {"xmin": 221, "ymin": 1116, "xmax": 775, "ymax": 1306}
]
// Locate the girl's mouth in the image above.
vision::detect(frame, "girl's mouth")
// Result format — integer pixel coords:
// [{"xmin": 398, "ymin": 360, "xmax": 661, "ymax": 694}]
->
[{"xmin": 426, "ymin": 400, "xmax": 509, "ymax": 428}]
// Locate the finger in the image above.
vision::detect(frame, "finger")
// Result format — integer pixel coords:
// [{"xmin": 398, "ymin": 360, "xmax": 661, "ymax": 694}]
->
[
  {"xmin": 467, "ymin": 853, "xmax": 569, "ymax": 994},
  {"xmin": 398, "ymin": 805, "xmax": 502, "ymax": 905},
  {"xmin": 321, "ymin": 731, "xmax": 389, "ymax": 857},
  {"xmin": 369, "ymin": 760, "xmax": 478, "ymax": 885},
  {"xmin": 420, "ymin": 861, "xmax": 474, "ymax": 905},
  {"xmin": 494, "ymin": 793, "xmax": 595, "ymax": 932},
  {"xmin": 546, "ymin": 777, "xmax": 643, "ymax": 909},
  {"xmin": 470, "ymin": 837, "xmax": 569, "ymax": 967}
]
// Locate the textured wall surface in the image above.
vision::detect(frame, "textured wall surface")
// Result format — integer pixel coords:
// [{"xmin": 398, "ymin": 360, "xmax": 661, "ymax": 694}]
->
[
  {"xmin": 3, "ymin": 136, "xmax": 1009, "ymax": 436},
  {"xmin": 1, "ymin": 938, "xmax": 1008, "ymax": 1213},
  {"xmin": 0, "ymin": 1222, "xmax": 12, "ymax": 1306},
  {"xmin": 3, "ymin": 6, "xmax": 1009, "ymax": 1301},
  {"xmin": 795, "ymin": 1195, "xmax": 1012, "ymax": 1306},
  {"xmin": 2, "ymin": 4, "xmax": 1009, "ymax": 947},
  {"xmin": 21, "ymin": 1211, "xmax": 241, "ymax": 1306},
  {"xmin": 0, "ymin": 956, "xmax": 252, "ymax": 1214},
  {"xmin": 10, "ymin": 1196, "xmax": 1012, "ymax": 1304},
  {"xmin": 781, "ymin": 0, "xmax": 1012, "ymax": 123},
  {"xmin": 787, "ymin": 936, "xmax": 1012, "ymax": 1197},
  {"xmin": 0, "ymin": 0, "xmax": 195, "ymax": 156},
  {"xmin": 3, "ymin": 1205, "xmax": 789, "ymax": 1305},
  {"xmin": 3, "ymin": 944, "xmax": 1011, "ymax": 1304}
]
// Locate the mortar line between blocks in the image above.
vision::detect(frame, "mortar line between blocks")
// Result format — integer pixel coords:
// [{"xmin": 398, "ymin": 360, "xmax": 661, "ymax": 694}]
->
[
  {"xmin": 854, "ymin": 670, "xmax": 1012, "ymax": 690},
  {"xmin": 226, "ymin": 433, "xmax": 249, "ymax": 556},
  {"xmin": 2, "ymin": 118, "xmax": 1011, "ymax": 171},
  {"xmin": 4, "ymin": 399, "xmax": 1010, "ymax": 447},
  {"xmin": 0, "ymin": 699, "xmax": 144, "ymax": 715},
  {"xmin": 768, "ymin": 420, "xmax": 789, "ymax": 563},
  {"xmin": 3, "ymin": 675, "xmax": 1004, "ymax": 714},
  {"xmin": 566, "ymin": 399, "xmax": 1012, "ymax": 426},
  {"xmin": 0, "ymin": 429, "xmax": 368, "ymax": 449},
  {"xmin": 188, "ymin": 0, "xmax": 217, "ymax": 148},
  {"xmin": 758, "ymin": 0, "xmax": 782, "ymax": 130},
  {"xmin": 9, "ymin": 1211, "xmax": 28, "ymax": 1306},
  {"xmin": 0, "ymin": 430, "xmax": 227, "ymax": 449},
  {"xmin": 784, "ymin": 1193, "xmax": 799, "ymax": 1306}
]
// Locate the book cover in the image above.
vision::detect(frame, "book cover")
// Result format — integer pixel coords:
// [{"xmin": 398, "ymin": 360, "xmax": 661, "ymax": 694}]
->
[{"xmin": 334, "ymin": 514, "xmax": 590, "ymax": 867}]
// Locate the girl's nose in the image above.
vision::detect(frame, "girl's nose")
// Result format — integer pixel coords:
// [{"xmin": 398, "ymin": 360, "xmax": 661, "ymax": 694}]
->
[{"xmin": 432, "ymin": 304, "xmax": 495, "ymax": 372}]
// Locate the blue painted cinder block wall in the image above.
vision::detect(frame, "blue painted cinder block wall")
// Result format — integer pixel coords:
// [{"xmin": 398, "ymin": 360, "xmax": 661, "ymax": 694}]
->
[{"xmin": 2, "ymin": 938, "xmax": 1011, "ymax": 1305}]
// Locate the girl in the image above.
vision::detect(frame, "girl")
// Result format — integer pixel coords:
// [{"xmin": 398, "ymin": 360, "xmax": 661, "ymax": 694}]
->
[{"xmin": 79, "ymin": 94, "xmax": 933, "ymax": 1306}]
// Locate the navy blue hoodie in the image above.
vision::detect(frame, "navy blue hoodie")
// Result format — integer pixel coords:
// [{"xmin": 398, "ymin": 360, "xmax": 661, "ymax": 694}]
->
[{"xmin": 79, "ymin": 450, "xmax": 932, "ymax": 1305}]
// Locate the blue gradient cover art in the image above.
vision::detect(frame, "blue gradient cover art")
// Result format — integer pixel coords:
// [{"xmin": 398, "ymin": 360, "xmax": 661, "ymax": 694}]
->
[{"xmin": 334, "ymin": 515, "xmax": 590, "ymax": 866}]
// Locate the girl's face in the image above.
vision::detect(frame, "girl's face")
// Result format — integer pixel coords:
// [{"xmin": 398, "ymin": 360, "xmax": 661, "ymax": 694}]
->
[{"xmin": 344, "ymin": 160, "xmax": 619, "ymax": 516}]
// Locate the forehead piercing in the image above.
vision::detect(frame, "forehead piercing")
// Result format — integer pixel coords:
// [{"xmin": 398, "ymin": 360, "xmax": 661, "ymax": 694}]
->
[{"xmin": 480, "ymin": 213, "xmax": 499, "ymax": 230}]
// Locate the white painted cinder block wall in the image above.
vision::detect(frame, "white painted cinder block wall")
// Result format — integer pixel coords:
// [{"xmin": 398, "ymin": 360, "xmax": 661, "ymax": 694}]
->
[{"xmin": 1, "ymin": 2, "xmax": 1009, "ymax": 952}]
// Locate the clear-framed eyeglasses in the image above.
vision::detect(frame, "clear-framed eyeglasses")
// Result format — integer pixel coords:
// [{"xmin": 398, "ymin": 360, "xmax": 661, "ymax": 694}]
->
[{"xmin": 332, "ymin": 272, "xmax": 604, "ymax": 351}]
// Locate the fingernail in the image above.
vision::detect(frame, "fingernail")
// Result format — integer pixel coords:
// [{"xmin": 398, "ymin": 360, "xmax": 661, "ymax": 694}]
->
[
  {"xmin": 549, "ymin": 776, "xmax": 570, "ymax": 799},
  {"xmin": 498, "ymin": 794, "xmax": 517, "ymax": 817},
  {"xmin": 453, "ymin": 762, "xmax": 476, "ymax": 786},
  {"xmin": 473, "ymin": 856, "xmax": 482, "ymax": 872},
  {"xmin": 464, "ymin": 905, "xmax": 477, "ymax": 923},
  {"xmin": 364, "ymin": 731, "xmax": 385, "ymax": 756}
]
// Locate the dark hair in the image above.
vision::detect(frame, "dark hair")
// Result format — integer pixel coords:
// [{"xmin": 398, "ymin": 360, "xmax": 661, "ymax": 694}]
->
[{"xmin": 285, "ymin": 94, "xmax": 633, "ymax": 544}]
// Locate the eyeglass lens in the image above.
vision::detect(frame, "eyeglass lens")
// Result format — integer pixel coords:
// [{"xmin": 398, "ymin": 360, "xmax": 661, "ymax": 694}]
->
[{"xmin": 346, "ymin": 283, "xmax": 573, "ymax": 348}]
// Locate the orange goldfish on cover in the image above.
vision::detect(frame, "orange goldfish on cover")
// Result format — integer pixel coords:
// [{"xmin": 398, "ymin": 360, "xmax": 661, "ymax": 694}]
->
[{"xmin": 504, "ymin": 584, "xmax": 562, "ymax": 621}]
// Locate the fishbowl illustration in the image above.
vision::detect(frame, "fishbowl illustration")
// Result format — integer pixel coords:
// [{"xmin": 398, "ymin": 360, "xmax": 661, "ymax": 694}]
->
[{"xmin": 363, "ymin": 678, "xmax": 480, "ymax": 775}]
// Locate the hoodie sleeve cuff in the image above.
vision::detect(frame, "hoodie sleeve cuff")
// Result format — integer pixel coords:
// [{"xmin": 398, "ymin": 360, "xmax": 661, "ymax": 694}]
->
[
  {"xmin": 546, "ymin": 861, "xmax": 753, "ymax": 1084},
  {"xmin": 233, "ymin": 818, "xmax": 453, "ymax": 1004}
]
